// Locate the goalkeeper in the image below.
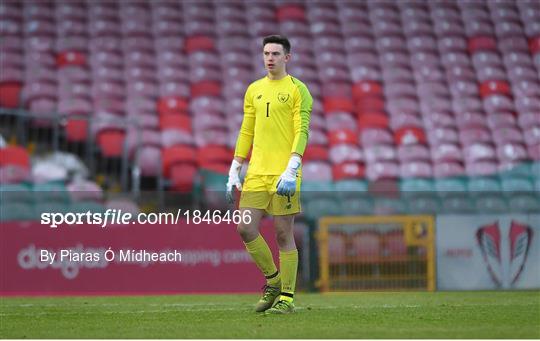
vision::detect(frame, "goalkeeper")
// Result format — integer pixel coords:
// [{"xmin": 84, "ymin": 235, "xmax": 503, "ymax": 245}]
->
[{"xmin": 226, "ymin": 35, "xmax": 312, "ymax": 314}]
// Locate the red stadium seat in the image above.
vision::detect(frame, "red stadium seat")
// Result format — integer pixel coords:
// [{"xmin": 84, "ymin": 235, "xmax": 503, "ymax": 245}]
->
[
  {"xmin": 276, "ymin": 5, "xmax": 306, "ymax": 22},
  {"xmin": 303, "ymin": 145, "xmax": 329, "ymax": 162},
  {"xmin": 332, "ymin": 162, "xmax": 365, "ymax": 180},
  {"xmin": 169, "ymin": 164, "xmax": 198, "ymax": 192},
  {"xmin": 159, "ymin": 113, "xmax": 192, "ymax": 132},
  {"xmin": 0, "ymin": 82, "xmax": 22, "ymax": 108},
  {"xmin": 358, "ymin": 112, "xmax": 389, "ymax": 130},
  {"xmin": 185, "ymin": 36, "xmax": 214, "ymax": 53},
  {"xmin": 328, "ymin": 129, "xmax": 358, "ymax": 145},
  {"xmin": 468, "ymin": 36, "xmax": 498, "ymax": 53},
  {"xmin": 97, "ymin": 129, "xmax": 126, "ymax": 158},
  {"xmin": 352, "ymin": 80, "xmax": 383, "ymax": 100},
  {"xmin": 323, "ymin": 97, "xmax": 354, "ymax": 113},
  {"xmin": 56, "ymin": 51, "xmax": 86, "ymax": 67},
  {"xmin": 65, "ymin": 119, "xmax": 88, "ymax": 142},
  {"xmin": 528, "ymin": 36, "xmax": 540, "ymax": 54},
  {"xmin": 157, "ymin": 97, "xmax": 189, "ymax": 115},
  {"xmin": 197, "ymin": 145, "xmax": 232, "ymax": 166},
  {"xmin": 479, "ymin": 80, "xmax": 512, "ymax": 98},
  {"xmin": 161, "ymin": 145, "xmax": 197, "ymax": 178},
  {"xmin": 356, "ymin": 96, "xmax": 385, "ymax": 112},
  {"xmin": 190, "ymin": 80, "xmax": 221, "ymax": 98},
  {"xmin": 394, "ymin": 127, "xmax": 427, "ymax": 145},
  {"xmin": 0, "ymin": 146, "xmax": 30, "ymax": 169}
]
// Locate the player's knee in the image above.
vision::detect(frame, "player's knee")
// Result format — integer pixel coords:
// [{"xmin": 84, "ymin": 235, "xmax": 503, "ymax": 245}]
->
[
  {"xmin": 237, "ymin": 223, "xmax": 256, "ymax": 241},
  {"xmin": 275, "ymin": 229, "xmax": 292, "ymax": 248}
]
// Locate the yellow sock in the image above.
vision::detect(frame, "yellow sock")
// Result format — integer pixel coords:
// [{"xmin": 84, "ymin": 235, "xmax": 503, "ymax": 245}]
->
[
  {"xmin": 244, "ymin": 234, "xmax": 281, "ymax": 287},
  {"xmin": 279, "ymin": 249, "xmax": 298, "ymax": 302}
]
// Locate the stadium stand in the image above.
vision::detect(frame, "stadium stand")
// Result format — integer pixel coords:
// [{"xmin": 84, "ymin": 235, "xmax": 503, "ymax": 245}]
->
[{"xmin": 0, "ymin": 0, "xmax": 538, "ymax": 217}]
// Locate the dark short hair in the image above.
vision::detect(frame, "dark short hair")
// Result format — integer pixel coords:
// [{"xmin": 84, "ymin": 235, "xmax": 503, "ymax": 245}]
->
[{"xmin": 262, "ymin": 35, "xmax": 291, "ymax": 54}]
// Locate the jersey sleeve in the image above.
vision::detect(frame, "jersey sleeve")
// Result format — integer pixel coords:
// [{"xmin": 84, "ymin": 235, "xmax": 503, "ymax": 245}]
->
[
  {"xmin": 234, "ymin": 84, "xmax": 256, "ymax": 158},
  {"xmin": 291, "ymin": 82, "xmax": 312, "ymax": 156}
]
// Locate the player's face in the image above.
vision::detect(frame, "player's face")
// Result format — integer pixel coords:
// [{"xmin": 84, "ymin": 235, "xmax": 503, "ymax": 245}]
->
[{"xmin": 263, "ymin": 43, "xmax": 290, "ymax": 74}]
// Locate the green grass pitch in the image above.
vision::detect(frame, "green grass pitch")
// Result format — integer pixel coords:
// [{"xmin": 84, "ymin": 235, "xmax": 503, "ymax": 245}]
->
[{"xmin": 1, "ymin": 291, "xmax": 539, "ymax": 338}]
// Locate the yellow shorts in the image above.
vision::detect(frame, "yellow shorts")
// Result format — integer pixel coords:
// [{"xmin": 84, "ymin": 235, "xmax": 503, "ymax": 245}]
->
[{"xmin": 239, "ymin": 173, "xmax": 302, "ymax": 216}]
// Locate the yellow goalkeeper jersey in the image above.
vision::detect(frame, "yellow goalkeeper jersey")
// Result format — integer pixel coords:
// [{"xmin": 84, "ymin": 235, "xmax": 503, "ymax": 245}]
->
[{"xmin": 234, "ymin": 74, "xmax": 312, "ymax": 175}]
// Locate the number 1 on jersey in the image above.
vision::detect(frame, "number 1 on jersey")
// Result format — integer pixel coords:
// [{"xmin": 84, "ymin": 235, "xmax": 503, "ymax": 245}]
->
[{"xmin": 266, "ymin": 102, "xmax": 270, "ymax": 117}]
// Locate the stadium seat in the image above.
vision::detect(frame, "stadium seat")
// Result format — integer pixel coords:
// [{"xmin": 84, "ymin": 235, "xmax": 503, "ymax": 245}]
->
[
  {"xmin": 350, "ymin": 231, "xmax": 380, "ymax": 258},
  {"xmin": 332, "ymin": 162, "xmax": 365, "ymax": 180},
  {"xmin": 328, "ymin": 233, "xmax": 347, "ymax": 263},
  {"xmin": 329, "ymin": 143, "xmax": 364, "ymax": 165}
]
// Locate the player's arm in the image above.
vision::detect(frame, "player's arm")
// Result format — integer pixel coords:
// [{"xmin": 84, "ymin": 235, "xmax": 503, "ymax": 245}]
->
[
  {"xmin": 227, "ymin": 86, "xmax": 255, "ymax": 202},
  {"xmin": 291, "ymin": 83, "xmax": 312, "ymax": 157},
  {"xmin": 234, "ymin": 86, "xmax": 256, "ymax": 159},
  {"xmin": 277, "ymin": 84, "xmax": 313, "ymax": 196}
]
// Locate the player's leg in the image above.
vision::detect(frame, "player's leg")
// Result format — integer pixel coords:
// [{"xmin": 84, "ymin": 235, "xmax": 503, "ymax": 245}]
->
[
  {"xmin": 238, "ymin": 207, "xmax": 282, "ymax": 312},
  {"xmin": 238, "ymin": 207, "xmax": 279, "ymax": 283},
  {"xmin": 238, "ymin": 174, "xmax": 282, "ymax": 312},
  {"xmin": 265, "ymin": 213, "xmax": 297, "ymax": 314}
]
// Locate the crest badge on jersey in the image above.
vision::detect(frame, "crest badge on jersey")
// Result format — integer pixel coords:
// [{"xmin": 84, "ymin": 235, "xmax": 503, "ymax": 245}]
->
[{"xmin": 278, "ymin": 92, "xmax": 290, "ymax": 103}]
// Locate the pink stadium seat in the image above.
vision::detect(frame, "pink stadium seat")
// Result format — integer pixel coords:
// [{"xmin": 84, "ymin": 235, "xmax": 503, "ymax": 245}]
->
[
  {"xmin": 433, "ymin": 161, "xmax": 465, "ymax": 178},
  {"xmin": 476, "ymin": 66, "xmax": 508, "ymax": 82},
  {"xmin": 25, "ymin": 36, "xmax": 55, "ymax": 53},
  {"xmin": 57, "ymin": 20, "xmax": 87, "ymax": 37},
  {"xmin": 487, "ymin": 112, "xmax": 517, "ymax": 130},
  {"xmin": 516, "ymin": 96, "xmax": 540, "ymax": 113},
  {"xmin": 383, "ymin": 230, "xmax": 407, "ymax": 257},
  {"xmin": 431, "ymin": 143, "xmax": 463, "ymax": 162},
  {"xmin": 360, "ymin": 128, "xmax": 394, "ymax": 147},
  {"xmin": 344, "ymin": 35, "xmax": 376, "ymax": 53},
  {"xmin": 423, "ymin": 111, "xmax": 456, "ymax": 130},
  {"xmin": 512, "ymin": 80, "xmax": 540, "ymax": 97},
  {"xmin": 528, "ymin": 144, "xmax": 540, "ymax": 160},
  {"xmin": 397, "ymin": 144, "xmax": 430, "ymax": 162},
  {"xmin": 366, "ymin": 161, "xmax": 400, "ymax": 180},
  {"xmin": 364, "ymin": 144, "xmax": 397, "ymax": 163},
  {"xmin": 329, "ymin": 144, "xmax": 363, "ymax": 164},
  {"xmin": 302, "ymin": 161, "xmax": 333, "ymax": 182},
  {"xmin": 464, "ymin": 143, "xmax": 497, "ymax": 163},
  {"xmin": 442, "ymin": 52, "xmax": 471, "ymax": 68},
  {"xmin": 497, "ymin": 143, "xmax": 529, "ymax": 163},
  {"xmin": 465, "ymin": 160, "xmax": 499, "ymax": 176},
  {"xmin": 23, "ymin": 50, "xmax": 51, "ymax": 69},
  {"xmin": 523, "ymin": 126, "xmax": 540, "ymax": 146},
  {"xmin": 493, "ymin": 126, "xmax": 525, "ymax": 145},
  {"xmin": 137, "ymin": 145, "xmax": 161, "ymax": 176},
  {"xmin": 390, "ymin": 113, "xmax": 423, "ymax": 130},
  {"xmin": 372, "ymin": 20, "xmax": 402, "ymax": 37},
  {"xmin": 328, "ymin": 233, "xmax": 347, "ymax": 262},
  {"xmin": 428, "ymin": 127, "xmax": 459, "ymax": 145},
  {"xmin": 376, "ymin": 36, "xmax": 408, "ymax": 53},
  {"xmin": 483, "ymin": 95, "xmax": 515, "ymax": 114},
  {"xmin": 350, "ymin": 231, "xmax": 380, "ymax": 258},
  {"xmin": 400, "ymin": 160, "xmax": 433, "ymax": 178},
  {"xmin": 383, "ymin": 67, "xmax": 414, "ymax": 83},
  {"xmin": 325, "ymin": 112, "xmax": 357, "ymax": 131},
  {"xmin": 500, "ymin": 36, "xmax": 530, "ymax": 54}
]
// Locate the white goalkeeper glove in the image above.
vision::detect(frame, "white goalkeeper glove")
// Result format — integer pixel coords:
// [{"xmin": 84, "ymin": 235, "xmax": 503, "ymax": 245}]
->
[
  {"xmin": 226, "ymin": 159, "xmax": 243, "ymax": 203},
  {"xmin": 276, "ymin": 155, "xmax": 301, "ymax": 197}
]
